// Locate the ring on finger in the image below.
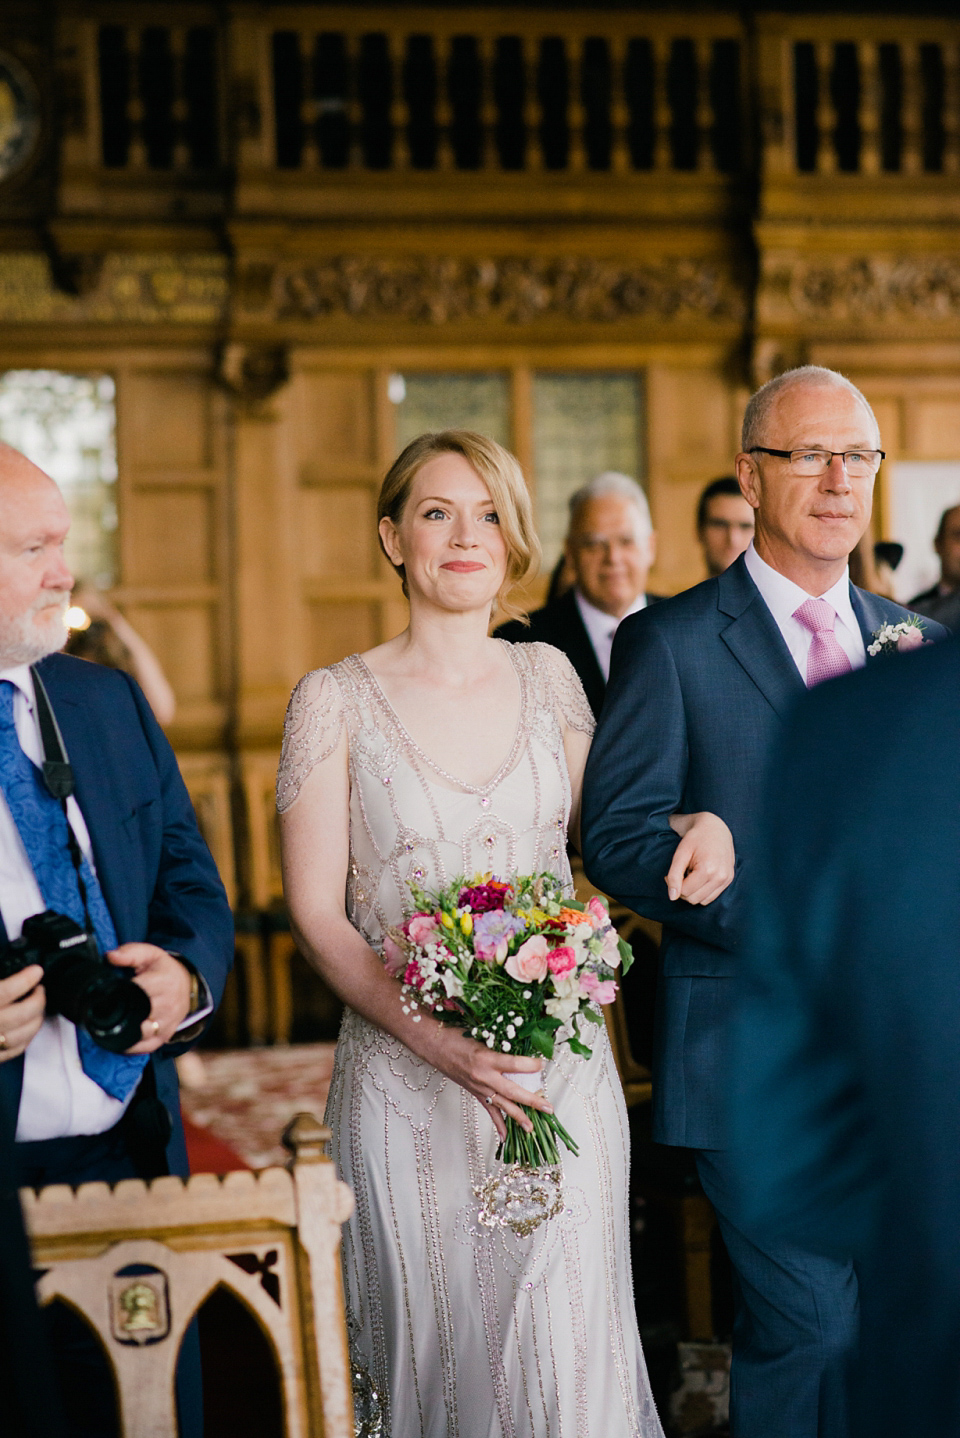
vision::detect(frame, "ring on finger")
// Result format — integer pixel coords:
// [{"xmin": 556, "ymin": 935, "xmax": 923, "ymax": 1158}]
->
[
  {"xmin": 151, "ymin": 1020, "xmax": 160, "ymax": 1036},
  {"xmin": 0, "ymin": 1032, "xmax": 7, "ymax": 1051},
  {"xmin": 485, "ymin": 1094, "xmax": 495, "ymax": 1105}
]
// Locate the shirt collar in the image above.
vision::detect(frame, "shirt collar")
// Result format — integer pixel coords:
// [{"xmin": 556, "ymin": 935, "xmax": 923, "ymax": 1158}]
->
[
  {"xmin": 0, "ymin": 664, "xmax": 36, "ymax": 708},
  {"xmin": 743, "ymin": 542, "xmax": 857, "ymax": 634},
  {"xmin": 574, "ymin": 588, "xmax": 646, "ymax": 638}
]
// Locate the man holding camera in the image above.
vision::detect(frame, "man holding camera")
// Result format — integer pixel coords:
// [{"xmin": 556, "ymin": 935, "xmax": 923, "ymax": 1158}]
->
[{"xmin": 0, "ymin": 442, "xmax": 234, "ymax": 1435}]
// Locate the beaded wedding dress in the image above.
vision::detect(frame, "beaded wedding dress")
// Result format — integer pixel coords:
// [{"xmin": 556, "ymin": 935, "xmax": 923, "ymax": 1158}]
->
[{"xmin": 277, "ymin": 640, "xmax": 663, "ymax": 1438}]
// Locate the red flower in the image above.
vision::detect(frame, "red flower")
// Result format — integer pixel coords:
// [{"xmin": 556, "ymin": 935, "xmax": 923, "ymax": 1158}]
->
[{"xmin": 459, "ymin": 881, "xmax": 512, "ymax": 913}]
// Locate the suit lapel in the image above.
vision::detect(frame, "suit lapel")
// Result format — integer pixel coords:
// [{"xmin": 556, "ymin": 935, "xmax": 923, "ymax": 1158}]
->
[
  {"xmin": 850, "ymin": 583, "xmax": 887, "ymax": 656},
  {"xmin": 556, "ymin": 592, "xmax": 606, "ymax": 716},
  {"xmin": 717, "ymin": 556, "xmax": 806, "ymax": 719},
  {"xmin": 35, "ymin": 661, "xmax": 137, "ymax": 941}
]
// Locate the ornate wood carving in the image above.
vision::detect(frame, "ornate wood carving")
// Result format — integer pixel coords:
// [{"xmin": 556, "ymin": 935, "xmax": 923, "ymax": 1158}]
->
[
  {"xmin": 763, "ymin": 256, "xmax": 960, "ymax": 326},
  {"xmin": 245, "ymin": 255, "xmax": 748, "ymax": 326},
  {"xmin": 0, "ymin": 253, "xmax": 229, "ymax": 323}
]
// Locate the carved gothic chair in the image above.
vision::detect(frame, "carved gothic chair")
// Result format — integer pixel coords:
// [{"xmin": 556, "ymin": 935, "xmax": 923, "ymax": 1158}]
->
[{"xmin": 22, "ymin": 1114, "xmax": 355, "ymax": 1438}]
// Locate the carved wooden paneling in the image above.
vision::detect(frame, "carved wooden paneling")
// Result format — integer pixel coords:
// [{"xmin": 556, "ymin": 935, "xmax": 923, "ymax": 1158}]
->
[
  {"xmin": 129, "ymin": 603, "xmax": 217, "ymax": 703},
  {"xmin": 177, "ymin": 752, "xmax": 237, "ymax": 907},
  {"xmin": 299, "ymin": 488, "xmax": 377, "ymax": 581},
  {"xmin": 127, "ymin": 490, "xmax": 215, "ymax": 585},
  {"xmin": 113, "ymin": 360, "xmax": 228, "ymax": 750},
  {"xmin": 123, "ymin": 371, "xmax": 214, "ymax": 471},
  {"xmin": 293, "ymin": 370, "xmax": 378, "ymax": 481},
  {"xmin": 307, "ymin": 600, "xmax": 379, "ymax": 673},
  {"xmin": 908, "ymin": 398, "xmax": 960, "ymax": 458},
  {"xmin": 646, "ymin": 364, "xmax": 743, "ymax": 594}
]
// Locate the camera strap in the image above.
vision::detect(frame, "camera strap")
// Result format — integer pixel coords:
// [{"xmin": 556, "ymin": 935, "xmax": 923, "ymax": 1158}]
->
[
  {"xmin": 29, "ymin": 666, "xmax": 95, "ymax": 936},
  {"xmin": 30, "ymin": 668, "xmax": 74, "ymax": 799}
]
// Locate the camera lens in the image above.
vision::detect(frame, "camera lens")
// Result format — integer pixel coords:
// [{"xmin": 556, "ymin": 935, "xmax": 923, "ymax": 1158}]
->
[{"xmin": 80, "ymin": 971, "xmax": 151, "ymax": 1053}]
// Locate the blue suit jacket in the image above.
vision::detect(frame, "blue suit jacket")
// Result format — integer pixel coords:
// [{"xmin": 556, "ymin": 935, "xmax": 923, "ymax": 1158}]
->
[
  {"xmin": 0, "ymin": 654, "xmax": 234, "ymax": 1177},
  {"xmin": 729, "ymin": 635, "xmax": 960, "ymax": 1438},
  {"xmin": 580, "ymin": 553, "xmax": 947, "ymax": 1148}
]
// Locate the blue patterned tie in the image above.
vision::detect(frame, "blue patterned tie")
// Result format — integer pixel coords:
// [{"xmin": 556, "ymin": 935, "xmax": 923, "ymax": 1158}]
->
[{"xmin": 0, "ymin": 680, "xmax": 148, "ymax": 1101}]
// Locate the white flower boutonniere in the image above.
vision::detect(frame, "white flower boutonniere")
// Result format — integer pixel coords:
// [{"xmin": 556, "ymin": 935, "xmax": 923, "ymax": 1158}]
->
[{"xmin": 867, "ymin": 616, "xmax": 927, "ymax": 657}]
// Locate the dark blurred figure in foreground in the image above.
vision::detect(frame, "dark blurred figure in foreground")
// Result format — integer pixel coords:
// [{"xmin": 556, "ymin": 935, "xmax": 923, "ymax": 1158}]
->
[
  {"xmin": 908, "ymin": 502, "xmax": 960, "ymax": 630},
  {"xmin": 0, "ymin": 1087, "xmax": 66, "ymax": 1438},
  {"xmin": 496, "ymin": 471, "xmax": 659, "ymax": 717},
  {"xmin": 731, "ymin": 635, "xmax": 960, "ymax": 1438},
  {"xmin": 696, "ymin": 476, "xmax": 755, "ymax": 577}
]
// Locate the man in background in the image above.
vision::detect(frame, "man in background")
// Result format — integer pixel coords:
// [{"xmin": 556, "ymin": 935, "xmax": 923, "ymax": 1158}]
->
[
  {"xmin": 731, "ymin": 634, "xmax": 960, "ymax": 1438},
  {"xmin": 908, "ymin": 501, "xmax": 960, "ymax": 630},
  {"xmin": 496, "ymin": 470, "xmax": 659, "ymax": 717},
  {"xmin": 0, "ymin": 442, "xmax": 234, "ymax": 1436},
  {"xmin": 697, "ymin": 475, "xmax": 755, "ymax": 576}
]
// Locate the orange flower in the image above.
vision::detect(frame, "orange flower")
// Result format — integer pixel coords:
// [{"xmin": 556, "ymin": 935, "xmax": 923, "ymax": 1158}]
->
[{"xmin": 557, "ymin": 906, "xmax": 593, "ymax": 929}]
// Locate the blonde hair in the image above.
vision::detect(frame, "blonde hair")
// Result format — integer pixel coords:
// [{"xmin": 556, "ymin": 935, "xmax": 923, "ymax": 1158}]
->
[{"xmin": 377, "ymin": 430, "xmax": 540, "ymax": 624}]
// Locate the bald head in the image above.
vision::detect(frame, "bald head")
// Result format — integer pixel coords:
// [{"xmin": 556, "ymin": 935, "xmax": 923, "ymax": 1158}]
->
[
  {"xmin": 742, "ymin": 366, "xmax": 879, "ymax": 453},
  {"xmin": 0, "ymin": 444, "xmax": 73, "ymax": 667}
]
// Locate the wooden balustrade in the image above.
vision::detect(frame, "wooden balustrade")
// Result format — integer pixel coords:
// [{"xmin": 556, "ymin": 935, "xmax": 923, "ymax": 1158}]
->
[
  {"xmin": 93, "ymin": 20, "xmax": 220, "ymax": 172},
  {"xmin": 784, "ymin": 25, "xmax": 960, "ymax": 178},
  {"xmin": 50, "ymin": 6, "xmax": 960, "ymax": 202}
]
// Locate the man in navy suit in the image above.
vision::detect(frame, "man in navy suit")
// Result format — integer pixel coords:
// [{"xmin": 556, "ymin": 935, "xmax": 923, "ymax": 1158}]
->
[
  {"xmin": 0, "ymin": 443, "xmax": 234, "ymax": 1435},
  {"xmin": 581, "ymin": 366, "xmax": 946, "ymax": 1438},
  {"xmin": 730, "ymin": 635, "xmax": 960, "ymax": 1438}
]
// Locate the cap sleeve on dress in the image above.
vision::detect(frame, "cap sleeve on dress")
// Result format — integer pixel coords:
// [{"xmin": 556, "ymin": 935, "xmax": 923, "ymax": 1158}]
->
[
  {"xmin": 276, "ymin": 668, "xmax": 347, "ymax": 813},
  {"xmin": 530, "ymin": 643, "xmax": 596, "ymax": 737}
]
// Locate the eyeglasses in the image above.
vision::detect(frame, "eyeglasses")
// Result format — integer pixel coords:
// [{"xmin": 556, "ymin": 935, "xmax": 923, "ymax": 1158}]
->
[{"xmin": 749, "ymin": 447, "xmax": 885, "ymax": 478}]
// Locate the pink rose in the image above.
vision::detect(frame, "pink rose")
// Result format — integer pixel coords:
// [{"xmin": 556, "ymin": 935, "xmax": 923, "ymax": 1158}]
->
[
  {"xmin": 547, "ymin": 944, "xmax": 578, "ymax": 978},
  {"xmin": 505, "ymin": 934, "xmax": 550, "ymax": 984},
  {"xmin": 585, "ymin": 895, "xmax": 608, "ymax": 928},
  {"xmin": 600, "ymin": 927, "xmax": 622, "ymax": 965},
  {"xmin": 580, "ymin": 970, "xmax": 618, "ymax": 1005},
  {"xmin": 383, "ymin": 933, "xmax": 407, "ymax": 976},
  {"xmin": 897, "ymin": 626, "xmax": 924, "ymax": 652},
  {"xmin": 407, "ymin": 913, "xmax": 439, "ymax": 946}
]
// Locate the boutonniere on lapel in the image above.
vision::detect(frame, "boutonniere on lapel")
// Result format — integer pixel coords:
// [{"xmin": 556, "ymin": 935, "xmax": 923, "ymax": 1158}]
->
[{"xmin": 867, "ymin": 616, "xmax": 927, "ymax": 658}]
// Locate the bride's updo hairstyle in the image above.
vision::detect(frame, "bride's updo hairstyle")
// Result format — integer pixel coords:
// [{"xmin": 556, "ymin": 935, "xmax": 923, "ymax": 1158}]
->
[{"xmin": 377, "ymin": 430, "xmax": 541, "ymax": 624}]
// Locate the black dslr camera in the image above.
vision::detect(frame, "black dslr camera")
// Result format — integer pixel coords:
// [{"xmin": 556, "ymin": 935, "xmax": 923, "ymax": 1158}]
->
[{"xmin": 0, "ymin": 909, "xmax": 150, "ymax": 1053}]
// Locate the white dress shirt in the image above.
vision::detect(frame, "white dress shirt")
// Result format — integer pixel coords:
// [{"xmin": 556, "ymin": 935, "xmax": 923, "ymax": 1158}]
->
[
  {"xmin": 0, "ymin": 666, "xmax": 130, "ymax": 1139},
  {"xmin": 574, "ymin": 590, "xmax": 647, "ymax": 681},
  {"xmin": 743, "ymin": 542, "xmax": 866, "ymax": 683}
]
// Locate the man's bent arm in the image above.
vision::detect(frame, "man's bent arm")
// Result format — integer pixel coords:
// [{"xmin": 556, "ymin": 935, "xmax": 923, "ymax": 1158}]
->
[{"xmin": 121, "ymin": 672, "xmax": 234, "ymax": 1044}]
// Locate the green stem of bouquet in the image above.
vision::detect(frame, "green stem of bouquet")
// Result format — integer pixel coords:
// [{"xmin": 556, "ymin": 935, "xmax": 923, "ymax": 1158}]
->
[{"xmin": 496, "ymin": 1106, "xmax": 579, "ymax": 1167}]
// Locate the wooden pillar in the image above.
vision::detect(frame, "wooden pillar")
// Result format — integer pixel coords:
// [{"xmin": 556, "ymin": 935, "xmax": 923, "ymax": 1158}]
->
[{"xmin": 231, "ymin": 379, "xmax": 303, "ymax": 746}]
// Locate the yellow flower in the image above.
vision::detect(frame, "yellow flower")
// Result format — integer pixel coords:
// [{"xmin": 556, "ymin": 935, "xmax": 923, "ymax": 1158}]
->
[
  {"xmin": 440, "ymin": 912, "xmax": 455, "ymax": 930},
  {"xmin": 460, "ymin": 912, "xmax": 473, "ymax": 936}
]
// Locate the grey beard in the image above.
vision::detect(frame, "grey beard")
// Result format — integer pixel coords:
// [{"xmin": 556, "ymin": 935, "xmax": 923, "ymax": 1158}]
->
[{"xmin": 0, "ymin": 605, "xmax": 69, "ymax": 669}]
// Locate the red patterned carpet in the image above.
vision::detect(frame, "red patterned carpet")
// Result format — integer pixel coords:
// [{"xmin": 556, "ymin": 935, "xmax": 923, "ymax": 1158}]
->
[{"xmin": 177, "ymin": 1044, "xmax": 337, "ymax": 1171}]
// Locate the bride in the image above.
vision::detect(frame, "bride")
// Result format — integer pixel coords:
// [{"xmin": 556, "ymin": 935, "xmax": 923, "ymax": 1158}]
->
[{"xmin": 278, "ymin": 431, "xmax": 666, "ymax": 1437}]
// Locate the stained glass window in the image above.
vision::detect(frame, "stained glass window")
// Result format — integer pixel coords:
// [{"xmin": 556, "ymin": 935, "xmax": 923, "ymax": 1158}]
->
[
  {"xmin": 532, "ymin": 373, "xmax": 644, "ymax": 569},
  {"xmin": 390, "ymin": 372, "xmax": 511, "ymax": 454},
  {"xmin": 0, "ymin": 370, "xmax": 118, "ymax": 588}
]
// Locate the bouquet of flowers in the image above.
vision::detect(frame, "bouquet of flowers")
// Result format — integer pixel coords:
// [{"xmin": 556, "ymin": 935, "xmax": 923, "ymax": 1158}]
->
[{"xmin": 383, "ymin": 872, "xmax": 632, "ymax": 1233}]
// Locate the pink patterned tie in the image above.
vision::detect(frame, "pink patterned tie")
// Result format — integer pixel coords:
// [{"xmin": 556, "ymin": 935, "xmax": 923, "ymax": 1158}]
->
[{"xmin": 793, "ymin": 597, "xmax": 853, "ymax": 687}]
